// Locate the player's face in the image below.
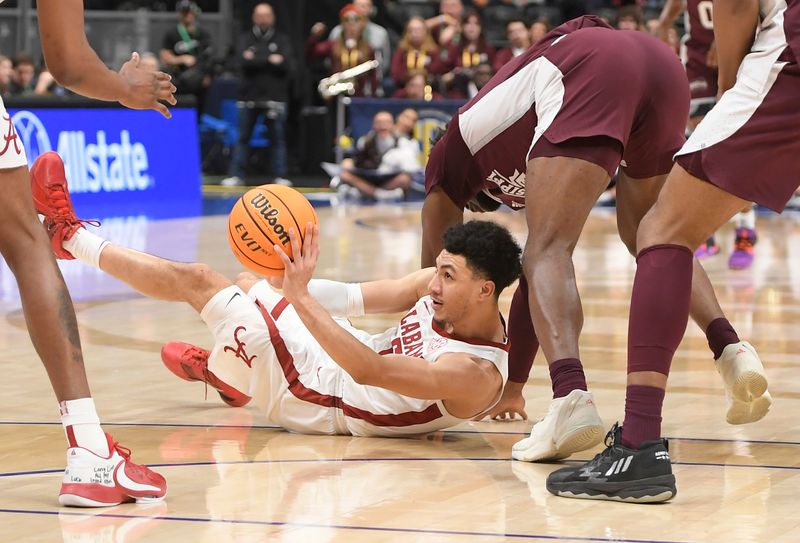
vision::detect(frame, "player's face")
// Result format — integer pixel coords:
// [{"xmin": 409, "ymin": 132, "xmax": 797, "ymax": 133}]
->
[{"xmin": 428, "ymin": 251, "xmax": 485, "ymax": 322}]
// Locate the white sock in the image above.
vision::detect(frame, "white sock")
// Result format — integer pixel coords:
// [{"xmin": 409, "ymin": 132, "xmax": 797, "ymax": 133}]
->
[
  {"xmin": 62, "ymin": 228, "xmax": 110, "ymax": 269},
  {"xmin": 737, "ymin": 208, "xmax": 756, "ymax": 230},
  {"xmin": 59, "ymin": 398, "xmax": 109, "ymax": 456}
]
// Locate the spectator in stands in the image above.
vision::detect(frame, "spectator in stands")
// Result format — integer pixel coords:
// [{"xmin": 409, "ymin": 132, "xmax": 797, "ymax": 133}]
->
[
  {"xmin": 465, "ymin": 61, "xmax": 492, "ymax": 99},
  {"xmin": 222, "ymin": 2, "xmax": 294, "ymax": 188},
  {"xmin": 9, "ymin": 53, "xmax": 37, "ymax": 96},
  {"xmin": 493, "ymin": 19, "xmax": 530, "ymax": 73},
  {"xmin": 391, "ymin": 16, "xmax": 444, "ymax": 88},
  {"xmin": 394, "ymin": 108, "xmax": 419, "ymax": 141},
  {"xmin": 335, "ymin": 110, "xmax": 418, "ymax": 201},
  {"xmin": 308, "ymin": 3, "xmax": 380, "ymax": 97},
  {"xmin": 529, "ymin": 18, "xmax": 552, "ymax": 45},
  {"xmin": 391, "ymin": 70, "xmax": 442, "ymax": 100},
  {"xmin": 33, "ymin": 62, "xmax": 68, "ymax": 96},
  {"xmin": 0, "ymin": 55, "xmax": 12, "ymax": 97},
  {"xmin": 616, "ymin": 6, "xmax": 643, "ymax": 31},
  {"xmin": 442, "ymin": 10, "xmax": 494, "ymax": 99},
  {"xmin": 426, "ymin": 0, "xmax": 464, "ymax": 48},
  {"xmin": 159, "ymin": 0, "xmax": 213, "ymax": 108},
  {"xmin": 328, "ymin": 0, "xmax": 390, "ymax": 74}
]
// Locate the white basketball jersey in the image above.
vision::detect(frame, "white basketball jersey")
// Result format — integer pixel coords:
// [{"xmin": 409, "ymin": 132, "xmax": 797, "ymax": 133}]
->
[{"xmin": 340, "ymin": 296, "xmax": 509, "ymax": 437}]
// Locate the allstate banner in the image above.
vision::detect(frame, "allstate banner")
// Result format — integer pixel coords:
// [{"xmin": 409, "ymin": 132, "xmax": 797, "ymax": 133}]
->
[
  {"xmin": 347, "ymin": 98, "xmax": 464, "ymax": 163},
  {"xmin": 8, "ymin": 106, "xmax": 202, "ymax": 219}
]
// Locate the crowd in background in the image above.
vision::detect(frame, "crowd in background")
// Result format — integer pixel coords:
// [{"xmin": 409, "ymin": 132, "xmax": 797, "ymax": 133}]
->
[{"xmin": 0, "ymin": 0, "xmax": 680, "ymax": 186}]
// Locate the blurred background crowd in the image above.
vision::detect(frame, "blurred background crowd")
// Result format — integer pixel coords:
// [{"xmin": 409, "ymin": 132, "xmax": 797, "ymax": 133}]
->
[{"xmin": 0, "ymin": 0, "xmax": 680, "ymax": 191}]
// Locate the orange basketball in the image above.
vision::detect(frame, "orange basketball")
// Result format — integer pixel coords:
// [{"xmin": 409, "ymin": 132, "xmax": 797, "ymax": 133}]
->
[{"xmin": 227, "ymin": 185, "xmax": 319, "ymax": 276}]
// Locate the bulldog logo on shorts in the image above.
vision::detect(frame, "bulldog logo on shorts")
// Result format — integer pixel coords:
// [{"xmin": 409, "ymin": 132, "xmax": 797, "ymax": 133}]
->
[{"xmin": 223, "ymin": 326, "xmax": 256, "ymax": 367}]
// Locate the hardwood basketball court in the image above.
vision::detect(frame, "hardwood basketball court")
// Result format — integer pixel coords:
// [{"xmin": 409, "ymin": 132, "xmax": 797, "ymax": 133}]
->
[{"xmin": 1, "ymin": 203, "xmax": 798, "ymax": 542}]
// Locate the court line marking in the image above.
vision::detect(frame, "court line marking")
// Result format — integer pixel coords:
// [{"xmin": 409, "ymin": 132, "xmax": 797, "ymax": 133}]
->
[
  {"xmin": 0, "ymin": 508, "xmax": 693, "ymax": 543},
  {"xmin": 1, "ymin": 420, "xmax": 798, "ymax": 446},
  {"xmin": 1, "ymin": 456, "xmax": 798, "ymax": 480}
]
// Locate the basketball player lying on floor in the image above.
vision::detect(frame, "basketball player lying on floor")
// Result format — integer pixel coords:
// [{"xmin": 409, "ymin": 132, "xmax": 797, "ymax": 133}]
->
[{"xmin": 35, "ymin": 154, "xmax": 520, "ymax": 436}]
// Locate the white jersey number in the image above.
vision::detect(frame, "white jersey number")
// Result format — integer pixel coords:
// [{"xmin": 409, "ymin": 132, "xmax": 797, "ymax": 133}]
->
[{"xmin": 697, "ymin": 1, "xmax": 714, "ymax": 30}]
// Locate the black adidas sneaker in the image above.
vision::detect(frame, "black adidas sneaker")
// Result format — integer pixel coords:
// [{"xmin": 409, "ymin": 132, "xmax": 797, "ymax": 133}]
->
[{"xmin": 546, "ymin": 423, "xmax": 676, "ymax": 503}]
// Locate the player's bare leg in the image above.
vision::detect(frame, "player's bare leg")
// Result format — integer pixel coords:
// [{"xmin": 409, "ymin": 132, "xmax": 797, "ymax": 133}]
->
[
  {"xmin": 511, "ymin": 156, "xmax": 607, "ymax": 462},
  {"xmin": 5, "ymin": 157, "xmax": 168, "ymax": 506},
  {"xmin": 33, "ymin": 152, "xmax": 250, "ymax": 408},
  {"xmin": 0, "ymin": 165, "xmax": 90, "ymax": 401},
  {"xmin": 616, "ymin": 171, "xmax": 768, "ymax": 423}
]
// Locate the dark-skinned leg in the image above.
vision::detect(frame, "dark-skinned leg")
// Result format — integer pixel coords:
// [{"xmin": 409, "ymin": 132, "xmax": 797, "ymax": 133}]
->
[
  {"xmin": 545, "ymin": 164, "xmax": 747, "ymax": 504},
  {"xmin": 512, "ymin": 156, "xmax": 608, "ymax": 462}
]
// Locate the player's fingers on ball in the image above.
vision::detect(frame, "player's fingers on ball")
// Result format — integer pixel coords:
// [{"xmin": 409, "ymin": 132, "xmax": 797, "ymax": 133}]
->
[
  {"xmin": 288, "ymin": 228, "xmax": 302, "ymax": 259},
  {"xmin": 274, "ymin": 244, "xmax": 292, "ymax": 266}
]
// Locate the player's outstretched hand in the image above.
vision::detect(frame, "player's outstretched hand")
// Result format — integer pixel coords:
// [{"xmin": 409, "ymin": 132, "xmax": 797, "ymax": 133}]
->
[
  {"xmin": 118, "ymin": 52, "xmax": 178, "ymax": 119},
  {"xmin": 275, "ymin": 222, "xmax": 320, "ymax": 303},
  {"xmin": 472, "ymin": 383, "xmax": 527, "ymax": 421}
]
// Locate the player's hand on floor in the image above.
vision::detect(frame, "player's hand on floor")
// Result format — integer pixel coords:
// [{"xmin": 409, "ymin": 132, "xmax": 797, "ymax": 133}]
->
[
  {"xmin": 275, "ymin": 222, "xmax": 320, "ymax": 302},
  {"xmin": 118, "ymin": 52, "xmax": 177, "ymax": 119},
  {"xmin": 472, "ymin": 385, "xmax": 527, "ymax": 421}
]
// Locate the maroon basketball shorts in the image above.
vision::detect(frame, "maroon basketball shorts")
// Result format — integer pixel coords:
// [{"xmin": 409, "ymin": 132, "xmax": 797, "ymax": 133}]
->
[
  {"xmin": 531, "ymin": 51, "xmax": 688, "ymax": 180},
  {"xmin": 675, "ymin": 49, "xmax": 800, "ymax": 212}
]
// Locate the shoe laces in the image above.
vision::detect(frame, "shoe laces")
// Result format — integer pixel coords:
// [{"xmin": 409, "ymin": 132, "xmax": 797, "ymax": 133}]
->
[
  {"xmin": 110, "ymin": 438, "xmax": 132, "ymax": 461},
  {"xmin": 182, "ymin": 345, "xmax": 213, "ymax": 399},
  {"xmin": 586, "ymin": 422, "xmax": 622, "ymax": 466}
]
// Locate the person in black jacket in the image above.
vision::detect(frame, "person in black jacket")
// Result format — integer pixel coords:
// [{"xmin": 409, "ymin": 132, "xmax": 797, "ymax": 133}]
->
[
  {"xmin": 222, "ymin": 2, "xmax": 294, "ymax": 187},
  {"xmin": 160, "ymin": 0, "xmax": 213, "ymax": 106}
]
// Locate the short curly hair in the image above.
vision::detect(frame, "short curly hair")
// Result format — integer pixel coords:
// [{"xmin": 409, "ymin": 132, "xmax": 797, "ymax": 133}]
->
[{"xmin": 442, "ymin": 220, "xmax": 522, "ymax": 296}]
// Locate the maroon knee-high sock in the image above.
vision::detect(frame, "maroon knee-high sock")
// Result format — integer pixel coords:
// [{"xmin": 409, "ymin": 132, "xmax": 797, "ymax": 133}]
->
[
  {"xmin": 549, "ymin": 358, "xmax": 587, "ymax": 398},
  {"xmin": 507, "ymin": 275, "xmax": 541, "ymax": 384},
  {"xmin": 622, "ymin": 385, "xmax": 665, "ymax": 449},
  {"xmin": 705, "ymin": 318, "xmax": 740, "ymax": 359},
  {"xmin": 623, "ymin": 244, "xmax": 693, "ymax": 448}
]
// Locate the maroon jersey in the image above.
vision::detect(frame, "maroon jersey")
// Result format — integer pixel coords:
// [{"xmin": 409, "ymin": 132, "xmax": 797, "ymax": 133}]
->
[
  {"xmin": 684, "ymin": 0, "xmax": 715, "ymax": 55},
  {"xmin": 425, "ymin": 16, "xmax": 689, "ymax": 210}
]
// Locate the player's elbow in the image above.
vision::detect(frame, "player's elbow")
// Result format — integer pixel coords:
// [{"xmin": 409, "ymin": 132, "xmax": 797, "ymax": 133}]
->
[
  {"xmin": 348, "ymin": 364, "xmax": 381, "ymax": 386},
  {"xmin": 46, "ymin": 59, "xmax": 84, "ymax": 88},
  {"xmin": 349, "ymin": 368, "xmax": 377, "ymax": 386}
]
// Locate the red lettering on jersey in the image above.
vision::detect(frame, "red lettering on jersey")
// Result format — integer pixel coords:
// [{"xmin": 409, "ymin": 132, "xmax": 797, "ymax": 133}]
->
[
  {"xmin": 400, "ymin": 320, "xmax": 420, "ymax": 337},
  {"xmin": 0, "ymin": 114, "xmax": 21, "ymax": 157},
  {"xmin": 405, "ymin": 343, "xmax": 424, "ymax": 358},
  {"xmin": 403, "ymin": 330, "xmax": 422, "ymax": 345},
  {"xmin": 223, "ymin": 326, "xmax": 256, "ymax": 367}
]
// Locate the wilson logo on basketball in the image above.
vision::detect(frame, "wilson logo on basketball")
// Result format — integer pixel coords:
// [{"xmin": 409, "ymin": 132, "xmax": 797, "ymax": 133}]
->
[
  {"xmin": 250, "ymin": 194, "xmax": 291, "ymax": 245},
  {"xmin": 233, "ymin": 224, "xmax": 265, "ymax": 253}
]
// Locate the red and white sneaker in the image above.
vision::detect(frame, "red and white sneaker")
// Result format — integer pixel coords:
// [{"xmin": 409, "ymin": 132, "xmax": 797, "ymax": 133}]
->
[
  {"xmin": 30, "ymin": 151, "xmax": 99, "ymax": 259},
  {"xmin": 59, "ymin": 433, "xmax": 167, "ymax": 507},
  {"xmin": 161, "ymin": 341, "xmax": 251, "ymax": 407}
]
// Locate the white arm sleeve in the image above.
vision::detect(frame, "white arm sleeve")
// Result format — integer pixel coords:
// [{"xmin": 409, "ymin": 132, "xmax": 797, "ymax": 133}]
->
[{"xmin": 307, "ymin": 279, "xmax": 365, "ymax": 317}]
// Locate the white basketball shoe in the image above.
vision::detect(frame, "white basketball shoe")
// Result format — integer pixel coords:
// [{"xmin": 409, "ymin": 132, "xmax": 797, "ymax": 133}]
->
[
  {"xmin": 715, "ymin": 341, "xmax": 772, "ymax": 425},
  {"xmin": 512, "ymin": 389, "xmax": 604, "ymax": 462},
  {"xmin": 59, "ymin": 433, "xmax": 167, "ymax": 507}
]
